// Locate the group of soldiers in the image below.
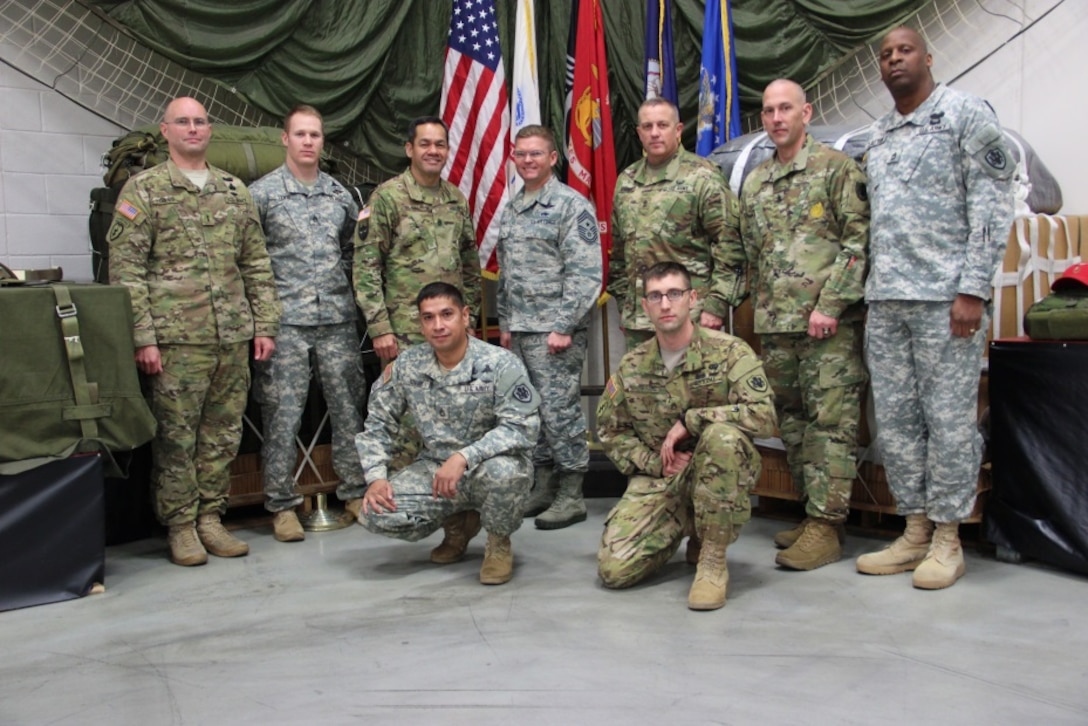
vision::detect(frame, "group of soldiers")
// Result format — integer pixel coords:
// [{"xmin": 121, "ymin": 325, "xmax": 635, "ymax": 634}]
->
[{"xmin": 107, "ymin": 26, "xmax": 1014, "ymax": 611}]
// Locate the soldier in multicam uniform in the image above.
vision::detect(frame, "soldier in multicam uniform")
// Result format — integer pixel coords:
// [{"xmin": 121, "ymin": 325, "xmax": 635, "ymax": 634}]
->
[
  {"xmin": 597, "ymin": 262, "xmax": 777, "ymax": 611},
  {"xmin": 249, "ymin": 105, "xmax": 367, "ymax": 543},
  {"xmin": 856, "ymin": 27, "xmax": 1014, "ymax": 589},
  {"xmin": 108, "ymin": 96, "xmax": 280, "ymax": 567},
  {"xmin": 351, "ymin": 116, "xmax": 482, "ymax": 519},
  {"xmin": 609, "ymin": 98, "xmax": 745, "ymax": 349},
  {"xmin": 740, "ymin": 79, "xmax": 870, "ymax": 571},
  {"xmin": 356, "ymin": 282, "xmax": 540, "ymax": 586},
  {"xmin": 496, "ymin": 125, "xmax": 602, "ymax": 530}
]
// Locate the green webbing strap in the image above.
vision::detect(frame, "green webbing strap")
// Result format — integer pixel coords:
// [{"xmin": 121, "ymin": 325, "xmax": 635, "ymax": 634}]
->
[{"xmin": 51, "ymin": 285, "xmax": 101, "ymax": 445}]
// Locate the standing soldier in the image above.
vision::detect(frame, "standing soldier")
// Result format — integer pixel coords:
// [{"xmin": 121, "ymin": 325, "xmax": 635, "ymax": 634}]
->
[
  {"xmin": 609, "ymin": 98, "xmax": 745, "ymax": 349},
  {"xmin": 249, "ymin": 105, "xmax": 367, "ymax": 542},
  {"xmin": 740, "ymin": 79, "xmax": 870, "ymax": 570},
  {"xmin": 857, "ymin": 27, "xmax": 1014, "ymax": 589},
  {"xmin": 597, "ymin": 262, "xmax": 777, "ymax": 610},
  {"xmin": 356, "ymin": 283, "xmax": 541, "ymax": 586},
  {"xmin": 108, "ymin": 96, "xmax": 280, "ymax": 566},
  {"xmin": 497, "ymin": 126, "xmax": 602, "ymax": 530}
]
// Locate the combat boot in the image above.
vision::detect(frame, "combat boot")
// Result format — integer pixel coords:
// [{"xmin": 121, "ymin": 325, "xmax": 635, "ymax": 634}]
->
[
  {"xmin": 196, "ymin": 513, "xmax": 250, "ymax": 557},
  {"xmin": 430, "ymin": 510, "xmax": 482, "ymax": 564},
  {"xmin": 479, "ymin": 533, "xmax": 514, "ymax": 585},
  {"xmin": 774, "ymin": 517, "xmax": 847, "ymax": 549},
  {"xmin": 688, "ymin": 523, "xmax": 734, "ymax": 611},
  {"xmin": 856, "ymin": 513, "xmax": 933, "ymax": 575},
  {"xmin": 535, "ymin": 472, "xmax": 587, "ymax": 530},
  {"xmin": 912, "ymin": 521, "xmax": 966, "ymax": 590},
  {"xmin": 343, "ymin": 498, "xmax": 364, "ymax": 521},
  {"xmin": 272, "ymin": 509, "xmax": 305, "ymax": 542},
  {"xmin": 523, "ymin": 465, "xmax": 559, "ymax": 518},
  {"xmin": 168, "ymin": 523, "xmax": 208, "ymax": 566},
  {"xmin": 775, "ymin": 518, "xmax": 843, "ymax": 570}
]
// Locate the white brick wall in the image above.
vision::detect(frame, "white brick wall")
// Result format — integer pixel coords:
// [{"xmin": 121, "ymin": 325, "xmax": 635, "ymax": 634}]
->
[{"xmin": 0, "ymin": 65, "xmax": 123, "ymax": 280}]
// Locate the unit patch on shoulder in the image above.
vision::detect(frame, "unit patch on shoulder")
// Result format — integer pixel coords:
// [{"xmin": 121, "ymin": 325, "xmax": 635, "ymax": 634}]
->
[
  {"xmin": 577, "ymin": 210, "xmax": 597, "ymax": 243},
  {"xmin": 985, "ymin": 147, "xmax": 1007, "ymax": 171},
  {"xmin": 747, "ymin": 374, "xmax": 769, "ymax": 393},
  {"xmin": 108, "ymin": 223, "xmax": 124, "ymax": 242},
  {"xmin": 512, "ymin": 383, "xmax": 533, "ymax": 403}
]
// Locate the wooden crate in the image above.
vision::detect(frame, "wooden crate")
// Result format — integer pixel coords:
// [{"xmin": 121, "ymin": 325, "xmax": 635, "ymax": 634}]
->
[
  {"xmin": 753, "ymin": 445, "xmax": 800, "ymax": 500},
  {"xmin": 228, "ymin": 443, "xmax": 340, "ymax": 507}
]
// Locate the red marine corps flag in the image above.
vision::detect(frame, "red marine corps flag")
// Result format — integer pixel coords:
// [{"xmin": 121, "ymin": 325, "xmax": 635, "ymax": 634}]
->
[
  {"xmin": 441, "ymin": 0, "xmax": 510, "ymax": 277},
  {"xmin": 564, "ymin": 0, "xmax": 617, "ymax": 286}
]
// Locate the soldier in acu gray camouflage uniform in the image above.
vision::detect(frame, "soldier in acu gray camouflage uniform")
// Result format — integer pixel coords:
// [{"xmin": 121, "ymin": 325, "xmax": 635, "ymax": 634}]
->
[
  {"xmin": 108, "ymin": 96, "xmax": 280, "ymax": 567},
  {"xmin": 740, "ymin": 79, "xmax": 870, "ymax": 571},
  {"xmin": 356, "ymin": 283, "xmax": 540, "ymax": 586},
  {"xmin": 250, "ymin": 105, "xmax": 367, "ymax": 543},
  {"xmin": 597, "ymin": 262, "xmax": 776, "ymax": 611},
  {"xmin": 857, "ymin": 27, "xmax": 1014, "ymax": 590},
  {"xmin": 609, "ymin": 98, "xmax": 745, "ymax": 349},
  {"xmin": 497, "ymin": 125, "xmax": 602, "ymax": 531}
]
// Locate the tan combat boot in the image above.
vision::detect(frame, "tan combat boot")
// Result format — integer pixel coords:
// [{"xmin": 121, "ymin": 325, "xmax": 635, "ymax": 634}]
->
[
  {"xmin": 856, "ymin": 513, "xmax": 933, "ymax": 575},
  {"xmin": 774, "ymin": 517, "xmax": 847, "ymax": 549},
  {"xmin": 272, "ymin": 509, "xmax": 305, "ymax": 542},
  {"xmin": 688, "ymin": 523, "xmax": 734, "ymax": 611},
  {"xmin": 430, "ymin": 510, "xmax": 482, "ymax": 564},
  {"xmin": 775, "ymin": 518, "xmax": 843, "ymax": 570},
  {"xmin": 196, "ymin": 513, "xmax": 250, "ymax": 557},
  {"xmin": 523, "ymin": 465, "xmax": 559, "ymax": 518},
  {"xmin": 479, "ymin": 533, "xmax": 514, "ymax": 585},
  {"xmin": 535, "ymin": 472, "xmax": 587, "ymax": 530},
  {"xmin": 912, "ymin": 521, "xmax": 966, "ymax": 590},
  {"xmin": 343, "ymin": 498, "xmax": 364, "ymax": 521},
  {"xmin": 168, "ymin": 523, "xmax": 208, "ymax": 566}
]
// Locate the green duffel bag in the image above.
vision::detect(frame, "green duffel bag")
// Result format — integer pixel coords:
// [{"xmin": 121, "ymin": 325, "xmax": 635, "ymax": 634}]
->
[
  {"xmin": 1024, "ymin": 289, "xmax": 1088, "ymax": 340},
  {"xmin": 0, "ymin": 282, "xmax": 157, "ymax": 476},
  {"xmin": 103, "ymin": 125, "xmax": 289, "ymax": 187}
]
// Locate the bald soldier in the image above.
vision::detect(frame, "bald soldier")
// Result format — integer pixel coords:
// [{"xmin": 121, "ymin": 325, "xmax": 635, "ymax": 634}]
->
[
  {"xmin": 597, "ymin": 262, "xmax": 776, "ymax": 610},
  {"xmin": 609, "ymin": 98, "xmax": 745, "ymax": 349},
  {"xmin": 740, "ymin": 79, "xmax": 869, "ymax": 571},
  {"xmin": 857, "ymin": 27, "xmax": 1013, "ymax": 589},
  {"xmin": 108, "ymin": 96, "xmax": 280, "ymax": 566}
]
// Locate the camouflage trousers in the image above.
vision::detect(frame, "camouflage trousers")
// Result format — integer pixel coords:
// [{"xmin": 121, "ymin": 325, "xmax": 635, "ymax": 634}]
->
[
  {"xmin": 255, "ymin": 323, "xmax": 367, "ymax": 512},
  {"xmin": 760, "ymin": 323, "xmax": 866, "ymax": 523},
  {"xmin": 598, "ymin": 423, "xmax": 761, "ymax": 588},
  {"xmin": 866, "ymin": 301, "xmax": 988, "ymax": 523},
  {"xmin": 358, "ymin": 453, "xmax": 532, "ymax": 540},
  {"xmin": 508, "ymin": 330, "xmax": 589, "ymax": 473},
  {"xmin": 382, "ymin": 331, "xmax": 425, "ymax": 475},
  {"xmin": 150, "ymin": 343, "xmax": 249, "ymax": 526}
]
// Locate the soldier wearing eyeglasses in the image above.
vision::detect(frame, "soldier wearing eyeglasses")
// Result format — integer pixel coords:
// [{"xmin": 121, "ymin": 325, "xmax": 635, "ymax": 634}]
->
[
  {"xmin": 495, "ymin": 125, "xmax": 602, "ymax": 530},
  {"xmin": 596, "ymin": 262, "xmax": 776, "ymax": 610},
  {"xmin": 108, "ymin": 96, "xmax": 280, "ymax": 567}
]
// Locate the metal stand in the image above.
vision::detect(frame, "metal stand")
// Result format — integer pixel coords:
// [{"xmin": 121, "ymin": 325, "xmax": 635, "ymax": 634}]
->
[{"xmin": 298, "ymin": 492, "xmax": 352, "ymax": 532}]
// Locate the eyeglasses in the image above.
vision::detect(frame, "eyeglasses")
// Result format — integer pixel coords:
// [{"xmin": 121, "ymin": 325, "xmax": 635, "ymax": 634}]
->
[
  {"xmin": 168, "ymin": 117, "xmax": 209, "ymax": 128},
  {"xmin": 643, "ymin": 288, "xmax": 690, "ymax": 304},
  {"xmin": 512, "ymin": 150, "xmax": 548, "ymax": 160}
]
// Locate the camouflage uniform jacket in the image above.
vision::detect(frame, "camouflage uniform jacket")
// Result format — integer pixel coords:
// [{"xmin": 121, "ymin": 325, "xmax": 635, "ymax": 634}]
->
[
  {"xmin": 740, "ymin": 134, "xmax": 870, "ymax": 334},
  {"xmin": 249, "ymin": 165, "xmax": 358, "ymax": 326},
  {"xmin": 608, "ymin": 148, "xmax": 744, "ymax": 331},
  {"xmin": 597, "ymin": 326, "xmax": 777, "ymax": 478},
  {"xmin": 358, "ymin": 336, "xmax": 541, "ymax": 484},
  {"xmin": 108, "ymin": 159, "xmax": 280, "ymax": 347},
  {"xmin": 496, "ymin": 175, "xmax": 602, "ymax": 334},
  {"xmin": 353, "ymin": 169, "xmax": 482, "ymax": 338},
  {"xmin": 864, "ymin": 84, "xmax": 1014, "ymax": 302}
]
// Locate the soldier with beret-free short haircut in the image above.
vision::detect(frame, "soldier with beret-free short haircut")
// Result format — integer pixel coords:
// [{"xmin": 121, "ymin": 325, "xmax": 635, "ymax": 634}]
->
[
  {"xmin": 108, "ymin": 95, "xmax": 280, "ymax": 567},
  {"xmin": 497, "ymin": 124, "xmax": 603, "ymax": 531},
  {"xmin": 608, "ymin": 97, "xmax": 745, "ymax": 350},
  {"xmin": 250, "ymin": 104, "xmax": 367, "ymax": 543},
  {"xmin": 856, "ymin": 27, "xmax": 1014, "ymax": 590},
  {"xmin": 597, "ymin": 262, "xmax": 776, "ymax": 611},
  {"xmin": 740, "ymin": 79, "xmax": 870, "ymax": 571},
  {"xmin": 356, "ymin": 282, "xmax": 541, "ymax": 586}
]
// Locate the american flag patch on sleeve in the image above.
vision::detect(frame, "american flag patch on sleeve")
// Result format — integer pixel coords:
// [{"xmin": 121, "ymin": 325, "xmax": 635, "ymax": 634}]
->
[
  {"xmin": 116, "ymin": 201, "xmax": 140, "ymax": 221},
  {"xmin": 605, "ymin": 378, "xmax": 617, "ymax": 398}
]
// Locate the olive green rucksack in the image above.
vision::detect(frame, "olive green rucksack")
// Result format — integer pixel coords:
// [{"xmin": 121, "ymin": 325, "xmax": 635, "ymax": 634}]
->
[{"xmin": 1024, "ymin": 289, "xmax": 1088, "ymax": 340}]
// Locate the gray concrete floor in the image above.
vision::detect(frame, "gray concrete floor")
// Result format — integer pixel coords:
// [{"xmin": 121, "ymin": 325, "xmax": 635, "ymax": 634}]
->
[{"xmin": 2, "ymin": 498, "xmax": 1086, "ymax": 725}]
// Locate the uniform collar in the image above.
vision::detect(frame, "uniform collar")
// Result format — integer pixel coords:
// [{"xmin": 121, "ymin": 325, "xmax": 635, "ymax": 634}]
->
[
  {"xmin": 510, "ymin": 174, "xmax": 559, "ymax": 212},
  {"xmin": 166, "ymin": 159, "xmax": 234, "ymax": 194},
  {"xmin": 633, "ymin": 147, "xmax": 686, "ymax": 185},
  {"xmin": 636, "ymin": 325, "xmax": 710, "ymax": 375},
  {"xmin": 881, "ymin": 83, "xmax": 949, "ymax": 131},
  {"xmin": 277, "ymin": 164, "xmax": 332, "ymax": 196},
  {"xmin": 760, "ymin": 134, "xmax": 817, "ymax": 184},
  {"xmin": 400, "ymin": 168, "xmax": 455, "ymax": 204},
  {"xmin": 419, "ymin": 336, "xmax": 483, "ymax": 384}
]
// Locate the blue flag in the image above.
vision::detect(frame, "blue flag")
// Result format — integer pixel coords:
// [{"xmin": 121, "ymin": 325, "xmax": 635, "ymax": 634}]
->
[
  {"xmin": 643, "ymin": 0, "xmax": 678, "ymax": 105},
  {"xmin": 696, "ymin": 0, "xmax": 741, "ymax": 155}
]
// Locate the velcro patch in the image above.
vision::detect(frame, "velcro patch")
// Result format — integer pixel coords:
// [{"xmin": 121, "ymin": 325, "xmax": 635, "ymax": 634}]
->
[
  {"xmin": 512, "ymin": 383, "xmax": 533, "ymax": 403},
  {"xmin": 116, "ymin": 201, "xmax": 140, "ymax": 221},
  {"xmin": 577, "ymin": 210, "xmax": 597, "ymax": 243},
  {"xmin": 358, "ymin": 206, "xmax": 371, "ymax": 221},
  {"xmin": 605, "ymin": 378, "xmax": 617, "ymax": 398},
  {"xmin": 746, "ymin": 374, "xmax": 769, "ymax": 393}
]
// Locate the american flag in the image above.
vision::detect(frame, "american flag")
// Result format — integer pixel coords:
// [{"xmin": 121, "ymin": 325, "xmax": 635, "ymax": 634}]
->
[{"xmin": 441, "ymin": 0, "xmax": 510, "ymax": 276}]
